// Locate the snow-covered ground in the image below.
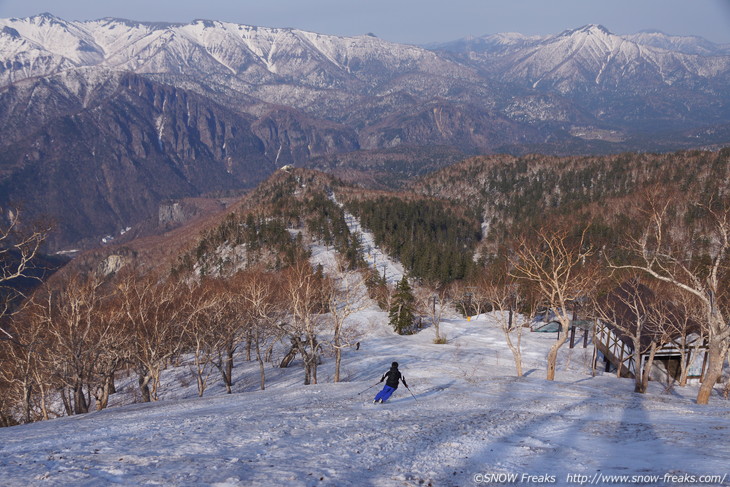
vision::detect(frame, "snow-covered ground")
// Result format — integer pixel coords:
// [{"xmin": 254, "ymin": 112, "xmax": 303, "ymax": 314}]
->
[{"xmin": 1, "ymin": 310, "xmax": 729, "ymax": 487}]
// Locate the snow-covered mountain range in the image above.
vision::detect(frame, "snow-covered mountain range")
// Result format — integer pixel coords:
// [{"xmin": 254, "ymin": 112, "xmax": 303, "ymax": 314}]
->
[
  {"xmin": 2, "ymin": 14, "xmax": 730, "ymax": 251},
  {"xmin": 0, "ymin": 13, "xmax": 469, "ymax": 103},
  {"xmin": 435, "ymin": 24, "xmax": 730, "ymax": 95},
  {"xmin": 3, "ymin": 15, "xmax": 729, "ymax": 127}
]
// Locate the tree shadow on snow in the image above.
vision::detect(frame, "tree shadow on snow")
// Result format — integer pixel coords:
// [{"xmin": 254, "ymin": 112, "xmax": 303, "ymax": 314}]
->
[
  {"xmin": 522, "ymin": 368, "xmax": 539, "ymax": 377},
  {"xmin": 447, "ymin": 377, "xmax": 668, "ymax": 485}
]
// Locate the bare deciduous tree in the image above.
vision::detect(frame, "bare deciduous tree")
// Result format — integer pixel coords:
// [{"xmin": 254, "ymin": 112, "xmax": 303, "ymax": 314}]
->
[
  {"xmin": 0, "ymin": 208, "xmax": 47, "ymax": 341},
  {"xmin": 610, "ymin": 200, "xmax": 730, "ymax": 404},
  {"xmin": 183, "ymin": 281, "xmax": 223, "ymax": 397},
  {"xmin": 40, "ymin": 276, "xmax": 107, "ymax": 415},
  {"xmin": 281, "ymin": 261, "xmax": 328, "ymax": 385},
  {"xmin": 510, "ymin": 226, "xmax": 597, "ymax": 381},
  {"xmin": 663, "ymin": 289, "xmax": 706, "ymax": 387},
  {"xmin": 239, "ymin": 269, "xmax": 285, "ymax": 390},
  {"xmin": 485, "ymin": 281, "xmax": 532, "ymax": 377},
  {"xmin": 0, "ymin": 305, "xmax": 55, "ymax": 423},
  {"xmin": 414, "ymin": 281, "xmax": 452, "ymax": 343},
  {"xmin": 593, "ymin": 277, "xmax": 674, "ymax": 393},
  {"xmin": 117, "ymin": 271, "xmax": 186, "ymax": 402},
  {"xmin": 201, "ymin": 277, "xmax": 246, "ymax": 394},
  {"xmin": 324, "ymin": 257, "xmax": 367, "ymax": 382}
]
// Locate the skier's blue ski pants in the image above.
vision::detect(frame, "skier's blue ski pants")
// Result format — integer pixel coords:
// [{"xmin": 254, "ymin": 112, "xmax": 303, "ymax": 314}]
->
[{"xmin": 374, "ymin": 385, "xmax": 395, "ymax": 402}]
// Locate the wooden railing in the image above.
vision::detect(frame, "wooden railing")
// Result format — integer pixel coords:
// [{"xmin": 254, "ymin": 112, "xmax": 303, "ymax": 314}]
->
[{"xmin": 593, "ymin": 321, "xmax": 636, "ymax": 378}]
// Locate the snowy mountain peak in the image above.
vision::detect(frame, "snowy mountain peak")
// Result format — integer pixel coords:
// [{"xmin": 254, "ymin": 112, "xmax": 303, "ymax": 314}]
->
[
  {"xmin": 26, "ymin": 12, "xmax": 64, "ymax": 24},
  {"xmin": 575, "ymin": 24, "xmax": 611, "ymax": 35},
  {"xmin": 0, "ymin": 13, "xmax": 107, "ymax": 71},
  {"xmin": 553, "ymin": 24, "xmax": 617, "ymax": 44}
]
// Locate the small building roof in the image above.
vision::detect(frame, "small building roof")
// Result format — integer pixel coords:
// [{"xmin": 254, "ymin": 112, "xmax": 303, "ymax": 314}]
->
[{"xmin": 598, "ymin": 280, "xmax": 702, "ymax": 351}]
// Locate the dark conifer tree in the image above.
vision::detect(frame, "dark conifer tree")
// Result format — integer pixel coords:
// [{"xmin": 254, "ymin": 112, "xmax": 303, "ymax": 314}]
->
[{"xmin": 389, "ymin": 275, "xmax": 415, "ymax": 334}]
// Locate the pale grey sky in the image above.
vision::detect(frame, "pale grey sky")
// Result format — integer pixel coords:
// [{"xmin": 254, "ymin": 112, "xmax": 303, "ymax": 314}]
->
[{"xmin": 1, "ymin": 0, "xmax": 729, "ymax": 45}]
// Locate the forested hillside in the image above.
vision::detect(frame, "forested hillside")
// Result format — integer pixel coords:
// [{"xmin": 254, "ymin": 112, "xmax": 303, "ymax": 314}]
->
[
  {"xmin": 174, "ymin": 169, "xmax": 363, "ymax": 277},
  {"xmin": 344, "ymin": 195, "xmax": 481, "ymax": 283},
  {"xmin": 415, "ymin": 148, "xmax": 730, "ymax": 259}
]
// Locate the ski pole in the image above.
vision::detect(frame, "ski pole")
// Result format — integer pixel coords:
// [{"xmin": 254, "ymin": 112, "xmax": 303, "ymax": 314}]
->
[
  {"xmin": 357, "ymin": 382, "xmax": 380, "ymax": 395},
  {"xmin": 405, "ymin": 385, "xmax": 418, "ymax": 402}
]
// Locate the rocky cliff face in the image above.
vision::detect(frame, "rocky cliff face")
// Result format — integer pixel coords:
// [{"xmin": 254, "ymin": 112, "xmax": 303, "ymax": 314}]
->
[{"xmin": 0, "ymin": 73, "xmax": 272, "ymax": 250}]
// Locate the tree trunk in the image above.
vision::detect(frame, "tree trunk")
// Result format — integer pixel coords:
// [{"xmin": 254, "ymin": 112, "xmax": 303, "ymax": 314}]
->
[
  {"xmin": 639, "ymin": 343, "xmax": 658, "ymax": 393},
  {"xmin": 0, "ymin": 410, "xmax": 10, "ymax": 428},
  {"xmin": 308, "ymin": 336, "xmax": 319, "ymax": 385},
  {"xmin": 102, "ymin": 376, "xmax": 113, "ymax": 409},
  {"xmin": 505, "ymin": 333, "xmax": 523, "ymax": 377},
  {"xmin": 632, "ymin": 337, "xmax": 644, "ymax": 393},
  {"xmin": 214, "ymin": 346, "xmax": 235, "ymax": 394},
  {"xmin": 311, "ymin": 357, "xmax": 318, "ymax": 385},
  {"xmin": 697, "ymin": 339, "xmax": 727, "ymax": 404},
  {"xmin": 138, "ymin": 373, "xmax": 151, "ymax": 403},
  {"xmin": 225, "ymin": 347, "xmax": 234, "ymax": 391},
  {"xmin": 195, "ymin": 354, "xmax": 206, "ymax": 398},
  {"xmin": 23, "ymin": 381, "xmax": 32, "ymax": 423},
  {"xmin": 38, "ymin": 381, "xmax": 49, "ymax": 421},
  {"xmin": 108, "ymin": 372, "xmax": 117, "ymax": 394},
  {"xmin": 60, "ymin": 387, "xmax": 73, "ymax": 416},
  {"xmin": 279, "ymin": 340, "xmax": 298, "ymax": 368},
  {"xmin": 73, "ymin": 380, "xmax": 88, "ymax": 414},
  {"xmin": 150, "ymin": 369, "xmax": 161, "ymax": 401},
  {"xmin": 334, "ymin": 325, "xmax": 342, "ymax": 383},
  {"xmin": 334, "ymin": 347, "xmax": 342, "ymax": 383},
  {"xmin": 546, "ymin": 323, "xmax": 569, "ymax": 381},
  {"xmin": 303, "ymin": 355, "xmax": 311, "ymax": 385},
  {"xmin": 546, "ymin": 345, "xmax": 558, "ymax": 381},
  {"xmin": 214, "ymin": 361, "xmax": 232, "ymax": 395},
  {"xmin": 255, "ymin": 334, "xmax": 265, "ymax": 391},
  {"xmin": 246, "ymin": 330, "xmax": 252, "ymax": 361},
  {"xmin": 95, "ymin": 375, "xmax": 113, "ymax": 411},
  {"xmin": 678, "ymin": 351, "xmax": 689, "ymax": 387}
]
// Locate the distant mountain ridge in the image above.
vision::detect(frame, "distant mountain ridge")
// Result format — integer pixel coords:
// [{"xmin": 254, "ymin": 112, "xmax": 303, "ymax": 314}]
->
[
  {"xmin": 1, "ymin": 14, "xmax": 730, "ymax": 251},
  {"xmin": 436, "ymin": 25, "xmax": 730, "ymax": 127}
]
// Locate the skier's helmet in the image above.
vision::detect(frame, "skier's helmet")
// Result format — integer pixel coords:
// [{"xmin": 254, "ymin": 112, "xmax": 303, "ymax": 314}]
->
[{"xmin": 392, "ymin": 362, "xmax": 399, "ymax": 368}]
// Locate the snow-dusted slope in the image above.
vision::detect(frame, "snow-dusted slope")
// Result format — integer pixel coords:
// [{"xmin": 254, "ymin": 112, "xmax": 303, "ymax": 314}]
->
[
  {"xmin": 4, "ymin": 15, "xmax": 730, "ymax": 100},
  {"xmin": 501, "ymin": 24, "xmax": 730, "ymax": 92},
  {"xmin": 435, "ymin": 24, "xmax": 730, "ymax": 95},
  {"xmin": 1, "ymin": 313, "xmax": 728, "ymax": 486},
  {"xmin": 625, "ymin": 30, "xmax": 730, "ymax": 56},
  {"xmin": 0, "ymin": 14, "xmax": 469, "ymax": 90},
  {"xmin": 0, "ymin": 13, "xmax": 103, "ymax": 65}
]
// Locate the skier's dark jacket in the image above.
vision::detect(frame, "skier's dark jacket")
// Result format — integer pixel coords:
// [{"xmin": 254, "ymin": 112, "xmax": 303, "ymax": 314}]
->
[{"xmin": 381, "ymin": 365, "xmax": 407, "ymax": 389}]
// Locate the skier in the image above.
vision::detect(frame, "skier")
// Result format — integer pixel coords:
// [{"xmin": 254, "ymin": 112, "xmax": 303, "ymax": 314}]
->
[{"xmin": 373, "ymin": 362, "xmax": 408, "ymax": 403}]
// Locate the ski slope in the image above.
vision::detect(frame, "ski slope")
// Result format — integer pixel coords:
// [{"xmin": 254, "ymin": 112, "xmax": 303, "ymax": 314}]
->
[{"xmin": 1, "ymin": 311, "xmax": 729, "ymax": 487}]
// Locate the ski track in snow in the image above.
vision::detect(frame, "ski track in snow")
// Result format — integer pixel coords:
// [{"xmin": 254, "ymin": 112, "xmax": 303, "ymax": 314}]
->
[
  {"xmin": 1, "ymin": 314, "xmax": 729, "ymax": 487},
  {"xmin": 328, "ymin": 193, "xmax": 405, "ymax": 286}
]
